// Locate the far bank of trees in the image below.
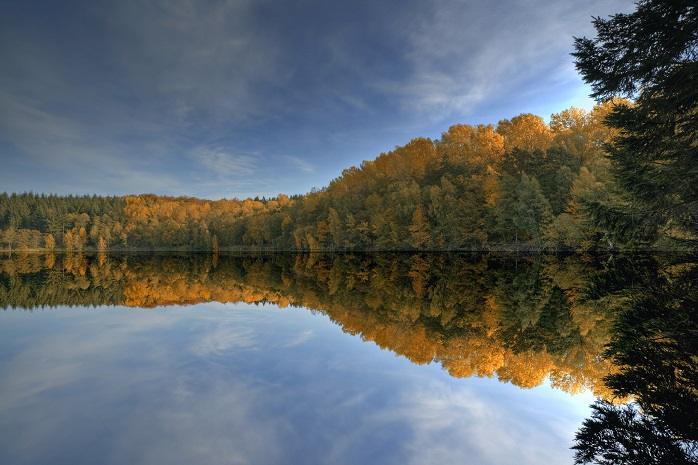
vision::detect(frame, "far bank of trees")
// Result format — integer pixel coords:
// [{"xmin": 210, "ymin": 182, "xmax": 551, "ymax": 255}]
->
[{"xmin": 5, "ymin": 100, "xmax": 685, "ymax": 252}]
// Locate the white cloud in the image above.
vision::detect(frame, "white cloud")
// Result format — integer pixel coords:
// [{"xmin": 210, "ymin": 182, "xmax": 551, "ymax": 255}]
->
[
  {"xmin": 0, "ymin": 92, "xmax": 85, "ymax": 154},
  {"xmin": 0, "ymin": 0, "xmax": 286, "ymax": 193},
  {"xmin": 279, "ymin": 329, "xmax": 315, "ymax": 348},
  {"xmin": 281, "ymin": 155, "xmax": 315, "ymax": 173},
  {"xmin": 192, "ymin": 145, "xmax": 258, "ymax": 176},
  {"xmin": 103, "ymin": 0, "xmax": 287, "ymax": 126},
  {"xmin": 191, "ymin": 325, "xmax": 258, "ymax": 356},
  {"xmin": 0, "ymin": 302, "xmax": 595, "ymax": 465},
  {"xmin": 391, "ymin": 381, "xmax": 581, "ymax": 465},
  {"xmin": 380, "ymin": 0, "xmax": 632, "ymax": 121},
  {"xmin": 0, "ymin": 0, "xmax": 637, "ymax": 199}
]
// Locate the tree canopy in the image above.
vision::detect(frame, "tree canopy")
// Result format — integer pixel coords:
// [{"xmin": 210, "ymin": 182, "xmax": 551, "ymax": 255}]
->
[{"xmin": 1, "ymin": 102, "xmax": 643, "ymax": 253}]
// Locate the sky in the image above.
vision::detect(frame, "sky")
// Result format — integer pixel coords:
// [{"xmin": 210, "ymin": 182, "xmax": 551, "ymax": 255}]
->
[{"xmin": 0, "ymin": 0, "xmax": 633, "ymax": 200}]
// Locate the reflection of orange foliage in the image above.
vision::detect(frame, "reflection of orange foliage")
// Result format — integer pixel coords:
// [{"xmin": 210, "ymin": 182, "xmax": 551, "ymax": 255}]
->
[
  {"xmin": 473, "ymin": 296, "xmax": 500, "ymax": 337},
  {"xmin": 62, "ymin": 253, "xmax": 88, "ymax": 275},
  {"xmin": 118, "ymin": 258, "xmax": 295, "ymax": 309},
  {"xmin": 497, "ymin": 351, "xmax": 555, "ymax": 388},
  {"xmin": 1, "ymin": 253, "xmax": 617, "ymax": 398},
  {"xmin": 440, "ymin": 337, "xmax": 506, "ymax": 378},
  {"xmin": 1, "ymin": 253, "xmax": 45, "ymax": 274},
  {"xmin": 408, "ymin": 255, "xmax": 431, "ymax": 297}
]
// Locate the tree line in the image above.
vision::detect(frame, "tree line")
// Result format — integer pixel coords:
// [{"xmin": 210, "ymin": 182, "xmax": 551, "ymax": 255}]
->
[{"xmin": 6, "ymin": 100, "xmax": 679, "ymax": 252}]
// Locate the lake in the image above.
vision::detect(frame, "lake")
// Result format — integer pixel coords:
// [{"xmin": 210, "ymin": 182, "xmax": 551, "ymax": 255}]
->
[{"xmin": 1, "ymin": 253, "xmax": 696, "ymax": 464}]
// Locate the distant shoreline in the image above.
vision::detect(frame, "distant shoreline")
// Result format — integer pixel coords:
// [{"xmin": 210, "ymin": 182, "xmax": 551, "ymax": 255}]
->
[{"xmin": 1, "ymin": 245, "xmax": 694, "ymax": 254}]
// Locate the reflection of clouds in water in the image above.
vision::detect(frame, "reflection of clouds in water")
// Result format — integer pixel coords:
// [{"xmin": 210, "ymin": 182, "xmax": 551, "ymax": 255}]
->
[
  {"xmin": 0, "ymin": 302, "xmax": 589, "ymax": 465},
  {"xmin": 114, "ymin": 379, "xmax": 288, "ymax": 465},
  {"xmin": 190, "ymin": 325, "xmax": 258, "ymax": 356},
  {"xmin": 0, "ymin": 304, "xmax": 295, "ymax": 465},
  {"xmin": 279, "ymin": 330, "xmax": 315, "ymax": 348},
  {"xmin": 392, "ymin": 381, "xmax": 581, "ymax": 465},
  {"xmin": 189, "ymin": 304, "xmax": 317, "ymax": 356},
  {"xmin": 0, "ymin": 308, "xmax": 179, "ymax": 407}
]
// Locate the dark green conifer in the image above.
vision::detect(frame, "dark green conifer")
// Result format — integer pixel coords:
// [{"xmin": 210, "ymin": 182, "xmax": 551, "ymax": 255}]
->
[{"xmin": 572, "ymin": 0, "xmax": 698, "ymax": 248}]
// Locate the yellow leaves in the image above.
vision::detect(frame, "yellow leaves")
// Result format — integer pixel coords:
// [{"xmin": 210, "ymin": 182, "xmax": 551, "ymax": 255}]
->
[
  {"xmin": 497, "ymin": 113, "xmax": 553, "ymax": 152},
  {"xmin": 550, "ymin": 107, "xmax": 589, "ymax": 134},
  {"xmin": 44, "ymin": 233, "xmax": 56, "ymax": 250},
  {"xmin": 124, "ymin": 195, "xmax": 149, "ymax": 222},
  {"xmin": 371, "ymin": 137, "xmax": 438, "ymax": 182},
  {"xmin": 408, "ymin": 206, "xmax": 431, "ymax": 250},
  {"xmin": 440, "ymin": 337, "xmax": 506, "ymax": 379},
  {"xmin": 439, "ymin": 124, "xmax": 504, "ymax": 170},
  {"xmin": 474, "ymin": 296, "xmax": 501, "ymax": 338},
  {"xmin": 497, "ymin": 351, "xmax": 555, "ymax": 389},
  {"xmin": 63, "ymin": 231, "xmax": 74, "ymax": 251}
]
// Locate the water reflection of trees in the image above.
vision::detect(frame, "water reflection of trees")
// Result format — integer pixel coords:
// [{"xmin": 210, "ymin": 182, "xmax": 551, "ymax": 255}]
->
[
  {"xmin": 1, "ymin": 252, "xmax": 616, "ymax": 396},
  {"xmin": 5, "ymin": 251, "xmax": 695, "ymax": 459},
  {"xmin": 573, "ymin": 254, "xmax": 698, "ymax": 464}
]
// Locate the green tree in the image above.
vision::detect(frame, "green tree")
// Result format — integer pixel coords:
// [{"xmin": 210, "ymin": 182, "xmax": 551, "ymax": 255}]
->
[
  {"xmin": 494, "ymin": 174, "xmax": 552, "ymax": 246},
  {"xmin": 572, "ymin": 0, "xmax": 698, "ymax": 247}
]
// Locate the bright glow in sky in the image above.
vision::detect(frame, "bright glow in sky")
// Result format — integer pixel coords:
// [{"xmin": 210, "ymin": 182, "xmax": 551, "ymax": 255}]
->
[{"xmin": 0, "ymin": 0, "xmax": 632, "ymax": 200}]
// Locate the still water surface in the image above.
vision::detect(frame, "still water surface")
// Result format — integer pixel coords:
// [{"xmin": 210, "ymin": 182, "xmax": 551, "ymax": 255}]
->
[
  {"xmin": 0, "ymin": 303, "xmax": 590, "ymax": 465},
  {"xmin": 0, "ymin": 253, "xmax": 695, "ymax": 464}
]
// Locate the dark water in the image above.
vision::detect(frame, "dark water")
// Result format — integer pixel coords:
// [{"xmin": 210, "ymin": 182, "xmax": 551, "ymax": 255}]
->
[{"xmin": 0, "ymin": 253, "xmax": 696, "ymax": 464}]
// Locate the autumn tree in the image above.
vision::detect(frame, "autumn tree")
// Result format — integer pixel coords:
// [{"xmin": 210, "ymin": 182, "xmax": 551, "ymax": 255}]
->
[
  {"xmin": 44, "ymin": 233, "xmax": 56, "ymax": 250},
  {"xmin": 497, "ymin": 113, "xmax": 553, "ymax": 153},
  {"xmin": 63, "ymin": 230, "xmax": 74, "ymax": 252},
  {"xmin": 438, "ymin": 124, "xmax": 505, "ymax": 172},
  {"xmin": 409, "ymin": 206, "xmax": 431, "ymax": 249}
]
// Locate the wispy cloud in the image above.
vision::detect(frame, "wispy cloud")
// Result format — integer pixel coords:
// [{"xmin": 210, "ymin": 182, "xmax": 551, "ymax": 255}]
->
[
  {"xmin": 380, "ymin": 0, "xmax": 632, "ymax": 121},
  {"xmin": 281, "ymin": 155, "xmax": 315, "ymax": 173},
  {"xmin": 390, "ymin": 381, "xmax": 581, "ymax": 465},
  {"xmin": 192, "ymin": 146, "xmax": 258, "ymax": 177},
  {"xmin": 102, "ymin": 0, "xmax": 287, "ymax": 126}
]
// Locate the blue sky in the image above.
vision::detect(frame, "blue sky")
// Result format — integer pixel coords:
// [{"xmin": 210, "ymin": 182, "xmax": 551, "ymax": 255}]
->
[{"xmin": 0, "ymin": 0, "xmax": 632, "ymax": 200}]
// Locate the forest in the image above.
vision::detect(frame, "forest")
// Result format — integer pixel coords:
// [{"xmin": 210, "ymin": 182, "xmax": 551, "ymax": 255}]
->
[{"xmin": 2, "ymin": 98, "xmax": 692, "ymax": 252}]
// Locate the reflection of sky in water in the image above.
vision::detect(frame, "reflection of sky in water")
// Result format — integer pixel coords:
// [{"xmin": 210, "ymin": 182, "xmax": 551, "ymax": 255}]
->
[{"xmin": 0, "ymin": 303, "xmax": 594, "ymax": 465}]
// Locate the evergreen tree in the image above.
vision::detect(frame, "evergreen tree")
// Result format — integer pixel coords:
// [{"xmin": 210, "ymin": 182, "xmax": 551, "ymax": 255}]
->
[
  {"xmin": 573, "ymin": 401, "xmax": 697, "ymax": 465},
  {"xmin": 572, "ymin": 0, "xmax": 698, "ymax": 247}
]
